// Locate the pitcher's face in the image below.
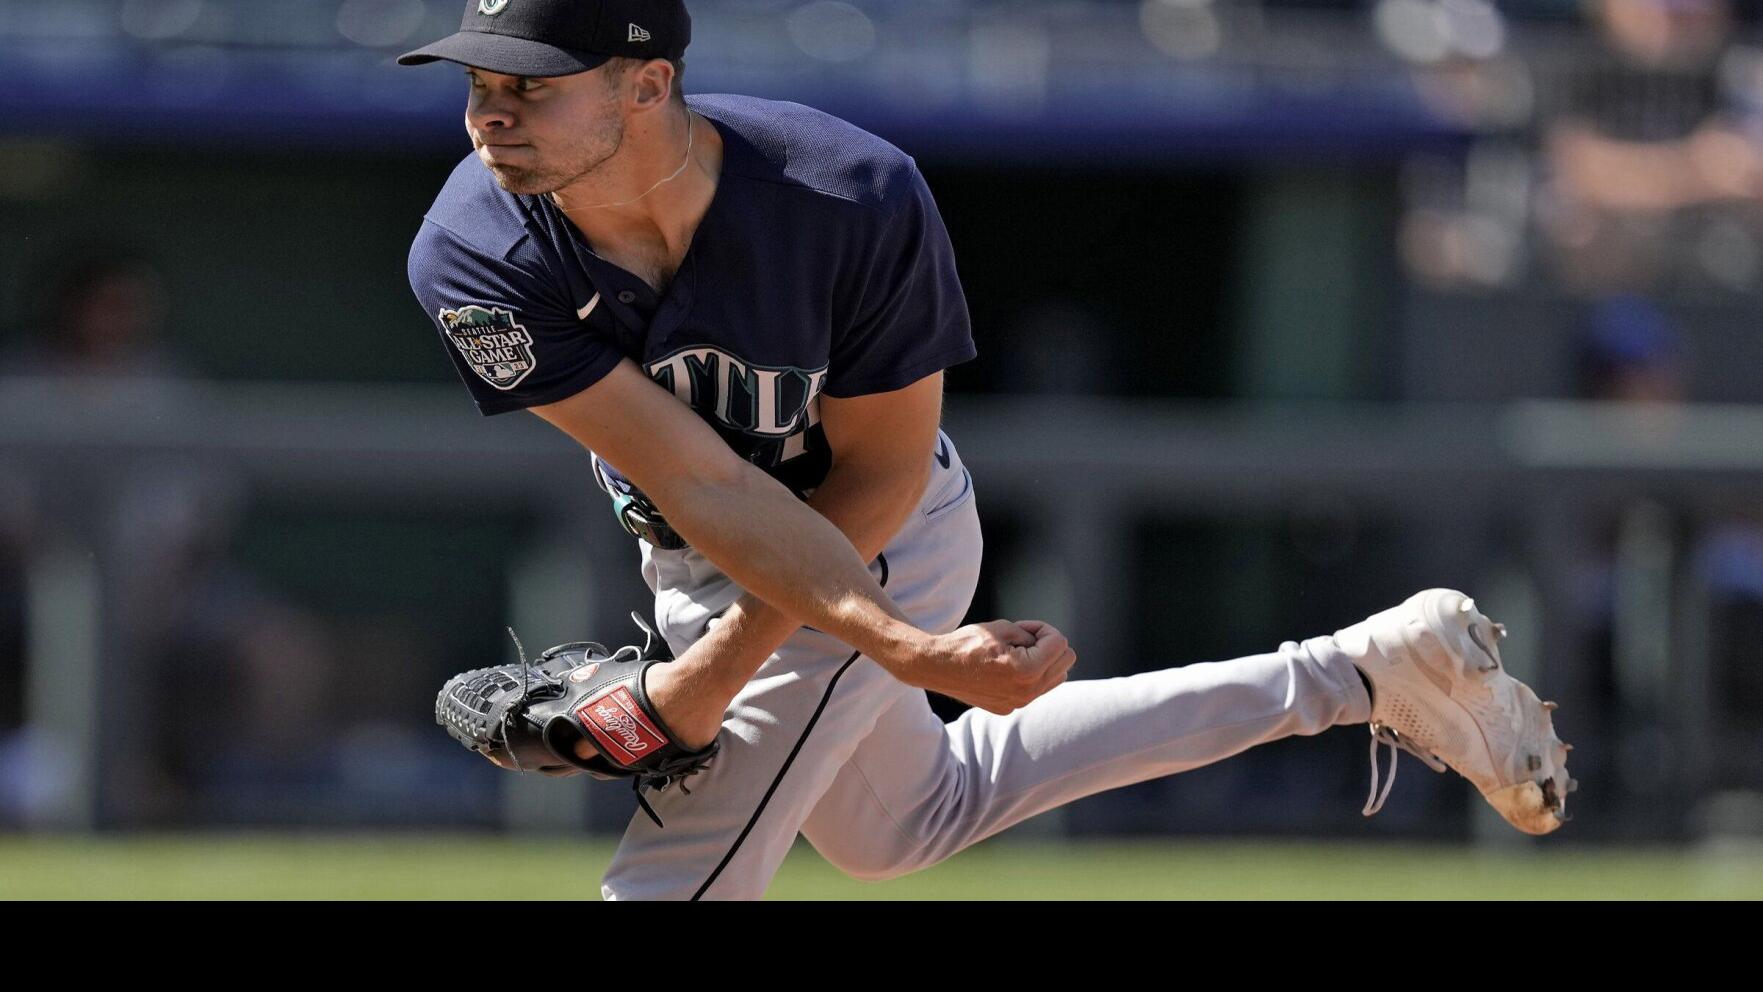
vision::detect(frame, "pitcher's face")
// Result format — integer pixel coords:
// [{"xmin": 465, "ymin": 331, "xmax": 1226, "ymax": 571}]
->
[{"xmin": 463, "ymin": 65, "xmax": 626, "ymax": 195}]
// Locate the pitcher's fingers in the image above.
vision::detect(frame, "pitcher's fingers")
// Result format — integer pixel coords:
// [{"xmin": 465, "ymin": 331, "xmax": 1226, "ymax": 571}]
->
[
  {"xmin": 983, "ymin": 619, "xmax": 1038, "ymax": 647},
  {"xmin": 1027, "ymin": 628, "xmax": 1070, "ymax": 661},
  {"xmin": 1053, "ymin": 645, "xmax": 1077, "ymax": 680},
  {"xmin": 1033, "ymin": 648, "xmax": 1077, "ymax": 697}
]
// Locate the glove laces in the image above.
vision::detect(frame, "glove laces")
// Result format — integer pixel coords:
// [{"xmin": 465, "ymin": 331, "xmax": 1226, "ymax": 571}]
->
[
  {"xmin": 1363, "ymin": 722, "xmax": 1447, "ymax": 816},
  {"xmin": 623, "ymin": 611, "xmax": 707, "ymax": 830},
  {"xmin": 500, "ymin": 627, "xmax": 556, "ymax": 775},
  {"xmin": 631, "ymin": 761, "xmax": 704, "ymax": 830}
]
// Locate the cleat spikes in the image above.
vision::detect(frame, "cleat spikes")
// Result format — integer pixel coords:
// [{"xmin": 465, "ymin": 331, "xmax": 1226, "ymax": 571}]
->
[
  {"xmin": 1567, "ymin": 778, "xmax": 1579, "ymax": 793},
  {"xmin": 1540, "ymin": 777, "xmax": 1561, "ymax": 810},
  {"xmin": 1542, "ymin": 700, "xmax": 1558, "ymax": 711},
  {"xmin": 1343, "ymin": 589, "xmax": 1574, "ymax": 835},
  {"xmin": 1562, "ymin": 743, "xmax": 1574, "ymax": 752}
]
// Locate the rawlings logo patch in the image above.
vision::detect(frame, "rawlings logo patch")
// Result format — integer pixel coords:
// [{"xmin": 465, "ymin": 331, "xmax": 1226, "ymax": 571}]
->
[
  {"xmin": 577, "ymin": 686, "xmax": 669, "ymax": 765},
  {"xmin": 439, "ymin": 305, "xmax": 536, "ymax": 391}
]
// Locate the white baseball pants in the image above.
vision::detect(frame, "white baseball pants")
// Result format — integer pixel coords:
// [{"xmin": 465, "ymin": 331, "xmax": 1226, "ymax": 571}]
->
[{"xmin": 599, "ymin": 432, "xmax": 1372, "ymax": 900}]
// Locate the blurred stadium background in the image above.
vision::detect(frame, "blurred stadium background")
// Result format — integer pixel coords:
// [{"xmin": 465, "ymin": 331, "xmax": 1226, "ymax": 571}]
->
[{"xmin": 2, "ymin": 0, "xmax": 1762, "ymax": 899}]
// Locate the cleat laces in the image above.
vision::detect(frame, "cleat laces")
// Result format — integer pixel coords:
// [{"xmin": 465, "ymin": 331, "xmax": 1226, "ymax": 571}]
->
[{"xmin": 1363, "ymin": 722, "xmax": 1448, "ymax": 816}]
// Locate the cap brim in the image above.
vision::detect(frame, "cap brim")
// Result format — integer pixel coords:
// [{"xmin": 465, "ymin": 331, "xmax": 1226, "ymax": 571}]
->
[{"xmin": 397, "ymin": 31, "xmax": 612, "ymax": 76}]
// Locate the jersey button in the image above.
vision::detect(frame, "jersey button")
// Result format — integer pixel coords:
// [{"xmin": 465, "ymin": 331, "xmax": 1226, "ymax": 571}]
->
[{"xmin": 617, "ymin": 290, "xmax": 638, "ymax": 304}]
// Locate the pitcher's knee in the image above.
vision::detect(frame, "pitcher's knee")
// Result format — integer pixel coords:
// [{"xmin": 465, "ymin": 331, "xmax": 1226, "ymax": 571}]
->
[{"xmin": 808, "ymin": 835, "xmax": 936, "ymax": 883}]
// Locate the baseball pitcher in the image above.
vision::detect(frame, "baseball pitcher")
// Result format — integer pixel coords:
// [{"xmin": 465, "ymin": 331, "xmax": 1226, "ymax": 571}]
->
[{"xmin": 404, "ymin": 0, "xmax": 1573, "ymax": 900}]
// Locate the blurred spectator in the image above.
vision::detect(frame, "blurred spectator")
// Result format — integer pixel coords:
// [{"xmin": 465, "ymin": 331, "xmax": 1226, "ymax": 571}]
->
[
  {"xmin": 1574, "ymin": 293, "xmax": 1686, "ymax": 402},
  {"xmin": 109, "ymin": 475, "xmax": 337, "ymax": 824},
  {"xmin": 4, "ymin": 246, "xmax": 501, "ymax": 827},
  {"xmin": 7, "ymin": 247, "xmax": 362, "ymax": 825},
  {"xmin": 1561, "ymin": 296, "xmax": 1682, "ymax": 832},
  {"xmin": 1398, "ymin": 0, "xmax": 1763, "ymax": 294},
  {"xmin": 1540, "ymin": 0, "xmax": 1763, "ymax": 292},
  {"xmin": 27, "ymin": 250, "xmax": 191, "ymax": 379},
  {"xmin": 1392, "ymin": 1, "xmax": 1540, "ymax": 291},
  {"xmin": 1565, "ymin": 295, "xmax": 1763, "ymax": 828}
]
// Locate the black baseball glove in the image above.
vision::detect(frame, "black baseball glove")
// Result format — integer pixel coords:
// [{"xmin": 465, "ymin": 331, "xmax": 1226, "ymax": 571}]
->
[{"xmin": 435, "ymin": 615, "xmax": 719, "ymax": 827}]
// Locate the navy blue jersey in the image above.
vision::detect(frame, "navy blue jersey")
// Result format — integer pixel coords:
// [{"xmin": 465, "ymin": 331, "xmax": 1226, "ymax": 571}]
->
[{"xmin": 408, "ymin": 94, "xmax": 975, "ymax": 498}]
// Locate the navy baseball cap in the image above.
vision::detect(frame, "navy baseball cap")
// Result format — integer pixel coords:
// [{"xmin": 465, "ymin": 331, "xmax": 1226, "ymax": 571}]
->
[{"xmin": 398, "ymin": 0, "xmax": 691, "ymax": 77}]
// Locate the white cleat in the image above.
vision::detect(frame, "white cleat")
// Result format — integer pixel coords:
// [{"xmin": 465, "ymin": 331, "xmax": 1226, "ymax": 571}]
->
[{"xmin": 1334, "ymin": 588, "xmax": 1572, "ymax": 835}]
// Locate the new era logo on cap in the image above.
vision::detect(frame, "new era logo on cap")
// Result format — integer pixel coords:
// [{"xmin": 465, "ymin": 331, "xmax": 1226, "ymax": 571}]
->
[{"xmin": 398, "ymin": 0, "xmax": 691, "ymax": 77}]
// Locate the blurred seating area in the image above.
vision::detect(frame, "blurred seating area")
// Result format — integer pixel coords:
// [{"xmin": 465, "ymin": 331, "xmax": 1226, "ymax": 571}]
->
[
  {"xmin": 0, "ymin": 0, "xmax": 1667, "ymax": 154},
  {"xmin": 2, "ymin": 0, "xmax": 1761, "ymax": 844}
]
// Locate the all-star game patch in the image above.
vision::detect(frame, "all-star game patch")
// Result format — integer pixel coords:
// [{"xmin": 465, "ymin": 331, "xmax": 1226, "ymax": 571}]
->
[{"xmin": 439, "ymin": 304, "xmax": 536, "ymax": 390}]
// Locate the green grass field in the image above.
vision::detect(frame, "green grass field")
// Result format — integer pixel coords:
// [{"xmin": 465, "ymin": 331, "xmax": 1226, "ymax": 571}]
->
[{"xmin": 1, "ymin": 835, "xmax": 1759, "ymax": 899}]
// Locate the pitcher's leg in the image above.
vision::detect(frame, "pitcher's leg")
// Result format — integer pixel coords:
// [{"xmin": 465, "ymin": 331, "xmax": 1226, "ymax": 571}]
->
[
  {"xmin": 803, "ymin": 634, "xmax": 1369, "ymax": 880},
  {"xmin": 607, "ymin": 436, "xmax": 984, "ymax": 898},
  {"xmin": 600, "ymin": 632, "xmax": 916, "ymax": 901}
]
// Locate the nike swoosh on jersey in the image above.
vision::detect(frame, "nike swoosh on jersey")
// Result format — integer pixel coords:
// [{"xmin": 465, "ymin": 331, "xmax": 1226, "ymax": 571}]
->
[{"xmin": 577, "ymin": 294, "xmax": 601, "ymax": 320}]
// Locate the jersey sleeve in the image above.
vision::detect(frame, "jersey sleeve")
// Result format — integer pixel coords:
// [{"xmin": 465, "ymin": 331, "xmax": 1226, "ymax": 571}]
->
[
  {"xmin": 408, "ymin": 220, "xmax": 624, "ymax": 416},
  {"xmin": 824, "ymin": 164, "xmax": 977, "ymax": 398}
]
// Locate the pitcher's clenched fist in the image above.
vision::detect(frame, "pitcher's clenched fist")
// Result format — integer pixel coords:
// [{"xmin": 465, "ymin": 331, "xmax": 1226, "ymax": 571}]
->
[{"xmin": 899, "ymin": 619, "xmax": 1077, "ymax": 714}]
